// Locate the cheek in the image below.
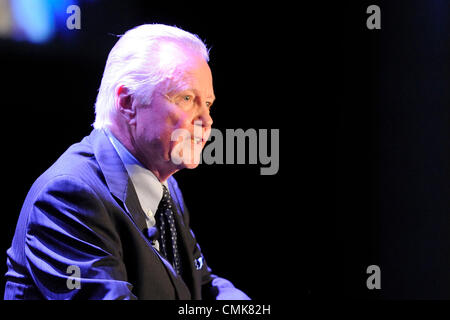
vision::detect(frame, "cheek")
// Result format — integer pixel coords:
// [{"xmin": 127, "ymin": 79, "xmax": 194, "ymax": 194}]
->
[
  {"xmin": 138, "ymin": 102, "xmax": 193, "ymax": 149},
  {"xmin": 167, "ymin": 106, "xmax": 190, "ymax": 127},
  {"xmin": 167, "ymin": 112, "xmax": 194, "ymax": 139}
]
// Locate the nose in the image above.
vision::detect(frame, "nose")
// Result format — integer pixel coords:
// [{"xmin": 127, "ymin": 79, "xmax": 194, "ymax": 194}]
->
[{"xmin": 196, "ymin": 105, "xmax": 213, "ymax": 128}]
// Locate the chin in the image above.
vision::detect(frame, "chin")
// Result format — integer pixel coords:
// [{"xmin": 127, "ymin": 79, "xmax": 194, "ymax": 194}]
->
[
  {"xmin": 183, "ymin": 162, "xmax": 200, "ymax": 169},
  {"xmin": 178, "ymin": 154, "xmax": 201, "ymax": 169},
  {"xmin": 170, "ymin": 141, "xmax": 203, "ymax": 169},
  {"xmin": 170, "ymin": 153, "xmax": 201, "ymax": 170}
]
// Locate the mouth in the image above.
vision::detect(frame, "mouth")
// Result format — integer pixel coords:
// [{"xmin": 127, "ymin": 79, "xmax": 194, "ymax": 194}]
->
[{"xmin": 192, "ymin": 137, "xmax": 203, "ymax": 144}]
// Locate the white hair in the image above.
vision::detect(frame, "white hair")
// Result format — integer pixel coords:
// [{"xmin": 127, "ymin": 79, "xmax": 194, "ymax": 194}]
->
[{"xmin": 93, "ymin": 24, "xmax": 209, "ymax": 129}]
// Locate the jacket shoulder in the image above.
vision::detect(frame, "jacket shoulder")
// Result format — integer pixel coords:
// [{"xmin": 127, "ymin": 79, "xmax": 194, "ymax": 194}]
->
[{"xmin": 36, "ymin": 134, "xmax": 105, "ymax": 192}]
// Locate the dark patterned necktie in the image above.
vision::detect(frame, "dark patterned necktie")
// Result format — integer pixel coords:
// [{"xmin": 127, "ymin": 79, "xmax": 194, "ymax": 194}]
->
[{"xmin": 155, "ymin": 185, "xmax": 182, "ymax": 275}]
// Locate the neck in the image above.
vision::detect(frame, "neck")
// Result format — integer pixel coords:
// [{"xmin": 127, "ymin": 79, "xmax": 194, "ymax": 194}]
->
[
  {"xmin": 146, "ymin": 166, "xmax": 178, "ymax": 183},
  {"xmin": 107, "ymin": 124, "xmax": 179, "ymax": 183}
]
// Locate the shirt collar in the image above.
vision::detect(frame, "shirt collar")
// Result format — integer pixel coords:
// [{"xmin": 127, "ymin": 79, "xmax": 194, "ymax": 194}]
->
[{"xmin": 104, "ymin": 128, "xmax": 167, "ymax": 223}]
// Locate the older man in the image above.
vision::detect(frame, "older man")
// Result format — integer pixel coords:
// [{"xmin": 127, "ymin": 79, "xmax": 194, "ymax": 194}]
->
[{"xmin": 4, "ymin": 24, "xmax": 250, "ymax": 300}]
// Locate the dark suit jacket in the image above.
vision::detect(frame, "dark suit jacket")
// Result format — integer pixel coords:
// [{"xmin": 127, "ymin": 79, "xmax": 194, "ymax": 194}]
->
[{"xmin": 4, "ymin": 129, "xmax": 244, "ymax": 300}]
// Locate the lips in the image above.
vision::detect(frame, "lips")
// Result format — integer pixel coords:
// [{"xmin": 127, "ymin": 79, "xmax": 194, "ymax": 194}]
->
[
  {"xmin": 192, "ymin": 136, "xmax": 203, "ymax": 144},
  {"xmin": 194, "ymin": 137, "xmax": 201, "ymax": 143}
]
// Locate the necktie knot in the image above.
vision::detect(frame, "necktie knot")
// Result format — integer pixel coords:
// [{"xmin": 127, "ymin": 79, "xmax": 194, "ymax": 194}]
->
[{"xmin": 159, "ymin": 185, "xmax": 172, "ymax": 209}]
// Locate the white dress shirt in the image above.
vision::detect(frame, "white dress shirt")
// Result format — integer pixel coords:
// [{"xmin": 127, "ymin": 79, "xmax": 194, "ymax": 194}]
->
[{"xmin": 105, "ymin": 129, "xmax": 168, "ymax": 249}]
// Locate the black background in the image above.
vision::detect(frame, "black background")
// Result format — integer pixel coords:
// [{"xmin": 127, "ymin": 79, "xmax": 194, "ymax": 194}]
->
[
  {"xmin": 341, "ymin": 0, "xmax": 450, "ymax": 299},
  {"xmin": 0, "ymin": 0, "xmax": 449, "ymax": 302}
]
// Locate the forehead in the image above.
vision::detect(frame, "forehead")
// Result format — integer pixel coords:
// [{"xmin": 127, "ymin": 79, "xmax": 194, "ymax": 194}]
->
[
  {"xmin": 157, "ymin": 42, "xmax": 214, "ymax": 95},
  {"xmin": 171, "ymin": 58, "xmax": 214, "ymax": 97},
  {"xmin": 181, "ymin": 62, "xmax": 213, "ymax": 87}
]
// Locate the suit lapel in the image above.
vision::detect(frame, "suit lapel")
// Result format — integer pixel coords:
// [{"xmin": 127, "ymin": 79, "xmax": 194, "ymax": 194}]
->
[
  {"xmin": 123, "ymin": 180, "xmax": 191, "ymax": 299},
  {"xmin": 89, "ymin": 129, "xmax": 145, "ymax": 229},
  {"xmin": 90, "ymin": 129, "xmax": 191, "ymax": 299},
  {"xmin": 167, "ymin": 178, "xmax": 201, "ymax": 299}
]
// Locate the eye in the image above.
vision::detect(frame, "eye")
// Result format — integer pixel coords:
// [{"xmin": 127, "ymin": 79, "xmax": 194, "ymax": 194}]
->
[
  {"xmin": 206, "ymin": 102, "xmax": 212, "ymax": 109},
  {"xmin": 176, "ymin": 94, "xmax": 194, "ymax": 108}
]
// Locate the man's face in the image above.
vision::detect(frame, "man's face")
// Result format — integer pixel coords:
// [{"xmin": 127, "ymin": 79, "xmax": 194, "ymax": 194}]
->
[{"xmin": 133, "ymin": 48, "xmax": 215, "ymax": 173}]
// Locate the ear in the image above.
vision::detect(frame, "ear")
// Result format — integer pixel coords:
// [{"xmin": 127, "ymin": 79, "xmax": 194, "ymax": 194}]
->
[{"xmin": 115, "ymin": 85, "xmax": 136, "ymax": 125}]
